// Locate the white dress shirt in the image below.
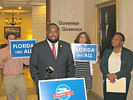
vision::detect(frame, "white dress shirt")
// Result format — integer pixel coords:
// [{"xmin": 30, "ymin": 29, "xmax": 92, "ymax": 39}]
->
[{"xmin": 47, "ymin": 39, "xmax": 58, "ymax": 57}]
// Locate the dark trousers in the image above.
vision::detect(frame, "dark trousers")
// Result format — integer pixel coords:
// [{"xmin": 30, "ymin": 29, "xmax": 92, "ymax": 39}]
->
[
  {"xmin": 36, "ymin": 86, "xmax": 40, "ymax": 100},
  {"xmin": 103, "ymin": 78, "xmax": 130, "ymax": 100}
]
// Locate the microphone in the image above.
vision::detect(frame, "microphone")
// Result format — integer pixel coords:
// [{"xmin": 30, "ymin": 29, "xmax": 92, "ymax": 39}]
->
[{"xmin": 44, "ymin": 66, "xmax": 54, "ymax": 79}]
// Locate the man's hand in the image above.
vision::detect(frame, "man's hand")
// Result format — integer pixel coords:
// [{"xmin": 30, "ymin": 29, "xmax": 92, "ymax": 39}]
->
[
  {"xmin": 0, "ymin": 54, "xmax": 12, "ymax": 67},
  {"xmin": 5, "ymin": 54, "xmax": 12, "ymax": 62}
]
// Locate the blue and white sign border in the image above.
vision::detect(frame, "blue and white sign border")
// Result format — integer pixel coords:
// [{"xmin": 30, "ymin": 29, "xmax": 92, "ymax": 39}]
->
[
  {"xmin": 39, "ymin": 78, "xmax": 87, "ymax": 100},
  {"xmin": 71, "ymin": 43, "xmax": 97, "ymax": 61},
  {"xmin": 10, "ymin": 39, "xmax": 36, "ymax": 58}
]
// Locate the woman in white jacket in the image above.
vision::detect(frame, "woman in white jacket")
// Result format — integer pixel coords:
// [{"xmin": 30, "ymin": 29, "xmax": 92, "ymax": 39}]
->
[{"xmin": 74, "ymin": 32, "xmax": 99, "ymax": 100}]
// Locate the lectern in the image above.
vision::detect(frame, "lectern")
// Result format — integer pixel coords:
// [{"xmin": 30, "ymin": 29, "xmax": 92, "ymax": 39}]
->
[{"xmin": 39, "ymin": 78, "xmax": 87, "ymax": 100}]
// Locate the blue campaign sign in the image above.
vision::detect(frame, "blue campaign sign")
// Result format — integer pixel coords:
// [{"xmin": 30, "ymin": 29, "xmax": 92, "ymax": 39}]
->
[
  {"xmin": 10, "ymin": 40, "xmax": 36, "ymax": 58},
  {"xmin": 39, "ymin": 78, "xmax": 87, "ymax": 100},
  {"xmin": 71, "ymin": 43, "xmax": 97, "ymax": 61}
]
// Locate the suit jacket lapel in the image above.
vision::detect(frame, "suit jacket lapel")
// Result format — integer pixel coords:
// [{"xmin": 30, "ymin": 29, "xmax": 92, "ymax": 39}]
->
[
  {"xmin": 45, "ymin": 40, "xmax": 62, "ymax": 61},
  {"xmin": 121, "ymin": 47, "xmax": 125, "ymax": 69},
  {"xmin": 45, "ymin": 40, "xmax": 57, "ymax": 62}
]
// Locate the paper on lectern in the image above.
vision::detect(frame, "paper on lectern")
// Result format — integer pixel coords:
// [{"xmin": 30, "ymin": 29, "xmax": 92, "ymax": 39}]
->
[{"xmin": 106, "ymin": 77, "xmax": 126, "ymax": 93}]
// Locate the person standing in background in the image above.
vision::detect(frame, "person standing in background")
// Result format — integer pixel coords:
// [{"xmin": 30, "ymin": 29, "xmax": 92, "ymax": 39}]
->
[
  {"xmin": 74, "ymin": 32, "xmax": 99, "ymax": 100},
  {"xmin": 0, "ymin": 33, "xmax": 29, "ymax": 100},
  {"xmin": 100, "ymin": 32, "xmax": 133, "ymax": 100},
  {"xmin": 30, "ymin": 23, "xmax": 75, "ymax": 100}
]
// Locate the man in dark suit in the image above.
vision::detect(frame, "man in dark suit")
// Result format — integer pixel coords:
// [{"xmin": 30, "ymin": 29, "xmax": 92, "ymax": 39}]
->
[
  {"xmin": 30, "ymin": 23, "xmax": 75, "ymax": 100},
  {"xmin": 101, "ymin": 12, "xmax": 116, "ymax": 57}
]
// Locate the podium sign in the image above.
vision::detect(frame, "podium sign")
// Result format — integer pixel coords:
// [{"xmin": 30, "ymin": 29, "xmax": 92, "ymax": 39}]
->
[
  {"xmin": 10, "ymin": 40, "xmax": 36, "ymax": 58},
  {"xmin": 71, "ymin": 43, "xmax": 97, "ymax": 61},
  {"xmin": 39, "ymin": 78, "xmax": 87, "ymax": 100}
]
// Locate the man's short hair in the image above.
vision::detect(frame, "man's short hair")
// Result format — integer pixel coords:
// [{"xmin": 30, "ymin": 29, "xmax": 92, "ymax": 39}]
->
[
  {"xmin": 47, "ymin": 23, "xmax": 60, "ymax": 30},
  {"xmin": 6, "ymin": 33, "xmax": 17, "ymax": 40}
]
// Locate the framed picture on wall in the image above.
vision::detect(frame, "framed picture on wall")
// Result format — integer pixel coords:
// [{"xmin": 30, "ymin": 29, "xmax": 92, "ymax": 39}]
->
[
  {"xmin": 96, "ymin": 0, "xmax": 119, "ymax": 58},
  {"xmin": 4, "ymin": 27, "xmax": 21, "ymax": 38}
]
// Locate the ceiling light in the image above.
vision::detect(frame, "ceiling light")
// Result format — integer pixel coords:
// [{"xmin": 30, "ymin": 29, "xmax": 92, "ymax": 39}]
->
[
  {"xmin": 18, "ymin": 7, "xmax": 22, "ymax": 9},
  {"xmin": 0, "ymin": 7, "xmax": 3, "ymax": 9},
  {"xmin": 4, "ymin": 11, "xmax": 22, "ymax": 26}
]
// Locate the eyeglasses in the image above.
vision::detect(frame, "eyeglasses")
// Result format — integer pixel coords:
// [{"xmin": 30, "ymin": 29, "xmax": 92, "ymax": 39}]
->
[
  {"xmin": 8, "ymin": 37, "xmax": 16, "ymax": 40},
  {"xmin": 112, "ymin": 38, "xmax": 123, "ymax": 41},
  {"xmin": 79, "ymin": 36, "xmax": 86, "ymax": 39}
]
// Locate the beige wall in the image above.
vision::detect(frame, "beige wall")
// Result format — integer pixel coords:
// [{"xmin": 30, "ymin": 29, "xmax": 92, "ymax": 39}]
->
[
  {"xmin": 0, "ymin": 14, "xmax": 32, "ymax": 44},
  {"xmin": 51, "ymin": 0, "xmax": 104, "ymax": 98},
  {"xmin": 119, "ymin": 0, "xmax": 133, "ymax": 100},
  {"xmin": 84, "ymin": 0, "xmax": 112, "ymax": 98},
  {"xmin": 84, "ymin": 0, "xmax": 133, "ymax": 99},
  {"xmin": 32, "ymin": 6, "xmax": 46, "ymax": 42},
  {"xmin": 51, "ymin": 0, "xmax": 133, "ymax": 99},
  {"xmin": 51, "ymin": 0, "xmax": 84, "ymax": 43}
]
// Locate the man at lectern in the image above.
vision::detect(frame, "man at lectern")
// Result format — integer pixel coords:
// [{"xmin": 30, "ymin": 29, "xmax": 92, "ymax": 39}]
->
[{"xmin": 30, "ymin": 23, "xmax": 75, "ymax": 100}]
